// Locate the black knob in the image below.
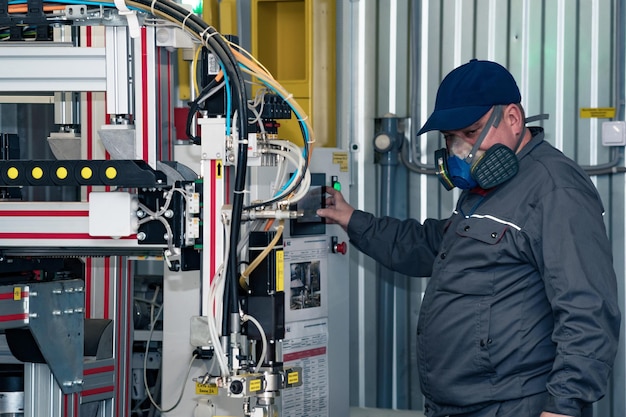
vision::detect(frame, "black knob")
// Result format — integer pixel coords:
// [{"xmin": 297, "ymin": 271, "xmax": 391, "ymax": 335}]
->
[{"xmin": 230, "ymin": 380, "xmax": 244, "ymax": 395}]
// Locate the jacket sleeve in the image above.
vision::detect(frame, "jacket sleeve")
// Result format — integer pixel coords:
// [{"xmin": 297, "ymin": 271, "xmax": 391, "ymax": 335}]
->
[
  {"xmin": 527, "ymin": 186, "xmax": 621, "ymax": 417},
  {"xmin": 346, "ymin": 210, "xmax": 446, "ymax": 277}
]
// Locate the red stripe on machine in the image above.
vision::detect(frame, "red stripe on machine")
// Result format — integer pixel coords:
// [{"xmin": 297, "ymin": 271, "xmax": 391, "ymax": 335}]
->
[
  {"xmin": 82, "ymin": 386, "xmax": 115, "ymax": 397},
  {"xmin": 0, "ymin": 233, "xmax": 136, "ymax": 240},
  {"xmin": 84, "ymin": 365, "xmax": 114, "ymax": 375},
  {"xmin": 210, "ymin": 160, "xmax": 217, "ymax": 281},
  {"xmin": 283, "ymin": 347, "xmax": 327, "ymax": 362},
  {"xmin": 0, "ymin": 291, "xmax": 28, "ymax": 300},
  {"xmin": 0, "ymin": 210, "xmax": 88, "ymax": 217},
  {"xmin": 104, "ymin": 257, "xmax": 111, "ymax": 319},
  {"xmin": 141, "ymin": 28, "xmax": 149, "ymax": 162},
  {"xmin": 125, "ymin": 260, "xmax": 133, "ymax": 414},
  {"xmin": 167, "ymin": 52, "xmax": 173, "ymax": 160},
  {"xmin": 0, "ymin": 313, "xmax": 28, "ymax": 322},
  {"xmin": 85, "ymin": 258, "xmax": 92, "ymax": 319}
]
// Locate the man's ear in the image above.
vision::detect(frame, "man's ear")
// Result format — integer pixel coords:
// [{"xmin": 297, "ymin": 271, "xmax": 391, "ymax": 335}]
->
[{"xmin": 504, "ymin": 103, "xmax": 524, "ymax": 134}]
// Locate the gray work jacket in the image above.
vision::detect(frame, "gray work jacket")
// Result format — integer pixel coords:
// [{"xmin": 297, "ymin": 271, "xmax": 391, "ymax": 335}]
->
[{"xmin": 347, "ymin": 128, "xmax": 620, "ymax": 417}]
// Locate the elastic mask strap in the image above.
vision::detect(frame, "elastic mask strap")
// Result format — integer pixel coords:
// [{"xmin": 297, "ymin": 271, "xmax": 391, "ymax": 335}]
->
[
  {"xmin": 525, "ymin": 113, "xmax": 550, "ymax": 123},
  {"xmin": 514, "ymin": 113, "xmax": 550, "ymax": 153},
  {"xmin": 465, "ymin": 105, "xmax": 504, "ymax": 164}
]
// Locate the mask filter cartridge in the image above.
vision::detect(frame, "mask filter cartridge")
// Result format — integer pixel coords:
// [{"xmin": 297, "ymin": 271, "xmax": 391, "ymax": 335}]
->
[{"xmin": 471, "ymin": 144, "xmax": 519, "ymax": 189}]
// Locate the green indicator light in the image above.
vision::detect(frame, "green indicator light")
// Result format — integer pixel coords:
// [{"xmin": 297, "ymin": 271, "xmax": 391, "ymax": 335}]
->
[
  {"xmin": 182, "ymin": 0, "xmax": 202, "ymax": 15},
  {"xmin": 333, "ymin": 181, "xmax": 341, "ymax": 191}
]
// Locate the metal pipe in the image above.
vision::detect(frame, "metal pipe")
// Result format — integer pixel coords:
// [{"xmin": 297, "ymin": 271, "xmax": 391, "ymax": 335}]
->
[{"xmin": 374, "ymin": 115, "xmax": 402, "ymax": 408}]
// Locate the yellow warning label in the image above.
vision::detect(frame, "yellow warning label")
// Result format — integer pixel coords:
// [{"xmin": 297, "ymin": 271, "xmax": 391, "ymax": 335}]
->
[
  {"xmin": 287, "ymin": 371, "xmax": 299, "ymax": 385},
  {"xmin": 215, "ymin": 161, "xmax": 223, "ymax": 179},
  {"xmin": 195, "ymin": 382, "xmax": 218, "ymax": 395},
  {"xmin": 332, "ymin": 152, "xmax": 349, "ymax": 172},
  {"xmin": 249, "ymin": 379, "xmax": 262, "ymax": 392},
  {"xmin": 13, "ymin": 287, "xmax": 21, "ymax": 301},
  {"xmin": 580, "ymin": 107, "xmax": 616, "ymax": 119},
  {"xmin": 276, "ymin": 250, "xmax": 284, "ymax": 292}
]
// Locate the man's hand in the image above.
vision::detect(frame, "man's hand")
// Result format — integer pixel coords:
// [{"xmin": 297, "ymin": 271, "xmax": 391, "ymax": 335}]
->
[
  {"xmin": 316, "ymin": 187, "xmax": 354, "ymax": 232},
  {"xmin": 541, "ymin": 412, "xmax": 573, "ymax": 417}
]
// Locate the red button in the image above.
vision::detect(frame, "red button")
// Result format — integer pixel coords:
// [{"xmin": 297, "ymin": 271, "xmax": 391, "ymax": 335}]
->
[{"xmin": 334, "ymin": 241, "xmax": 347, "ymax": 255}]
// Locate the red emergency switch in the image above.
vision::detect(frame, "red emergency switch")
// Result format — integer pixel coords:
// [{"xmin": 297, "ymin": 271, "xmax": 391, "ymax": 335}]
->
[{"xmin": 331, "ymin": 236, "xmax": 347, "ymax": 255}]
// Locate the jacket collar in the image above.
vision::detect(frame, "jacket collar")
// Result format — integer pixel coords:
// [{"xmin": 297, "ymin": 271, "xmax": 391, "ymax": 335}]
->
[{"xmin": 516, "ymin": 127, "xmax": 544, "ymax": 160}]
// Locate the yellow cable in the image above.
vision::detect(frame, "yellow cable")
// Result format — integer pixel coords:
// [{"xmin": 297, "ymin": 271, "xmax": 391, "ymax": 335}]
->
[
  {"xmin": 123, "ymin": 2, "xmax": 313, "ymax": 143},
  {"xmin": 124, "ymin": 1, "xmax": 314, "ymax": 163},
  {"xmin": 238, "ymin": 220, "xmax": 284, "ymax": 290},
  {"xmin": 191, "ymin": 45, "xmax": 202, "ymax": 97},
  {"xmin": 232, "ymin": 49, "xmax": 315, "ymax": 152},
  {"xmin": 239, "ymin": 67, "xmax": 315, "ymax": 163},
  {"xmin": 226, "ymin": 39, "xmax": 273, "ymax": 78}
]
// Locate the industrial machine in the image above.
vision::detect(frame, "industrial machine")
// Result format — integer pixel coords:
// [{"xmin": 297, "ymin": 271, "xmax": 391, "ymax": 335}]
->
[{"xmin": 0, "ymin": 1, "xmax": 349, "ymax": 416}]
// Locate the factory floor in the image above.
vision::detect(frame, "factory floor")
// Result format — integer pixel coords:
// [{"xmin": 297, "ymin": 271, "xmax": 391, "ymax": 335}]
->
[{"xmin": 351, "ymin": 407, "xmax": 426, "ymax": 417}]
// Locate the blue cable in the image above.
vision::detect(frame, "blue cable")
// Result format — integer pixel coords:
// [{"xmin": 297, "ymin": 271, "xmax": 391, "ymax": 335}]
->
[
  {"xmin": 235, "ymin": 63, "xmax": 311, "ymax": 198},
  {"xmin": 219, "ymin": 61, "xmax": 232, "ymax": 137},
  {"xmin": 237, "ymin": 62, "xmax": 310, "ymax": 158}
]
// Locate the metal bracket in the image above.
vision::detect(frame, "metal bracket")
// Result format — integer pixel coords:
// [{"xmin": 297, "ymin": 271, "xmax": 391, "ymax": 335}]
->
[{"xmin": 3, "ymin": 280, "xmax": 85, "ymax": 394}]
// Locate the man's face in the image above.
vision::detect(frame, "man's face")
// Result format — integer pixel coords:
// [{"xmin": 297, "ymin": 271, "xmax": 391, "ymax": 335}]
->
[{"xmin": 441, "ymin": 105, "xmax": 519, "ymax": 160}]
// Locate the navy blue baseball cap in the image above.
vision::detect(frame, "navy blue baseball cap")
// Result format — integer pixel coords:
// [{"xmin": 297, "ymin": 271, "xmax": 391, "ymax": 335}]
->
[{"xmin": 417, "ymin": 59, "xmax": 522, "ymax": 135}]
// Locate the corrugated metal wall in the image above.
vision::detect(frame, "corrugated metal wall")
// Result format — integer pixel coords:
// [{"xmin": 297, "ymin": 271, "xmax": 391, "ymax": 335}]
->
[
  {"xmin": 412, "ymin": 0, "xmax": 619, "ymax": 217},
  {"xmin": 340, "ymin": 0, "xmax": 625, "ymax": 415},
  {"xmin": 411, "ymin": 1, "xmax": 625, "ymax": 416}
]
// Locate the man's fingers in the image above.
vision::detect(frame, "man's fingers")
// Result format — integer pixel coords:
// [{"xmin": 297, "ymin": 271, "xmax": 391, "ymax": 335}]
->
[
  {"xmin": 316, "ymin": 208, "xmax": 334, "ymax": 223},
  {"xmin": 323, "ymin": 186, "xmax": 339, "ymax": 197}
]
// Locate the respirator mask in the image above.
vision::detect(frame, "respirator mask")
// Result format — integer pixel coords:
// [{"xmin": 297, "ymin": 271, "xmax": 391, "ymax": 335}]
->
[{"xmin": 434, "ymin": 105, "xmax": 521, "ymax": 190}]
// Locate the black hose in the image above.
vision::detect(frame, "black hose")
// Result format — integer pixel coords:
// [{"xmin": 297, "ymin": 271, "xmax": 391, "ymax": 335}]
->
[
  {"xmin": 130, "ymin": 0, "xmax": 249, "ymax": 334},
  {"xmin": 186, "ymin": 78, "xmax": 219, "ymax": 144},
  {"xmin": 207, "ymin": 31, "xmax": 249, "ymax": 333}
]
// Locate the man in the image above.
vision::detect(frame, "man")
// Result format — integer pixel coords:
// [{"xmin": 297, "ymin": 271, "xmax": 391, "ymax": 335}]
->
[{"xmin": 317, "ymin": 59, "xmax": 620, "ymax": 417}]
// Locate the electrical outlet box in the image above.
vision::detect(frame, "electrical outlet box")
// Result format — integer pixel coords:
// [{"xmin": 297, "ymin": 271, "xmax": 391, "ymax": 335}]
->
[{"xmin": 602, "ymin": 121, "xmax": 626, "ymax": 146}]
